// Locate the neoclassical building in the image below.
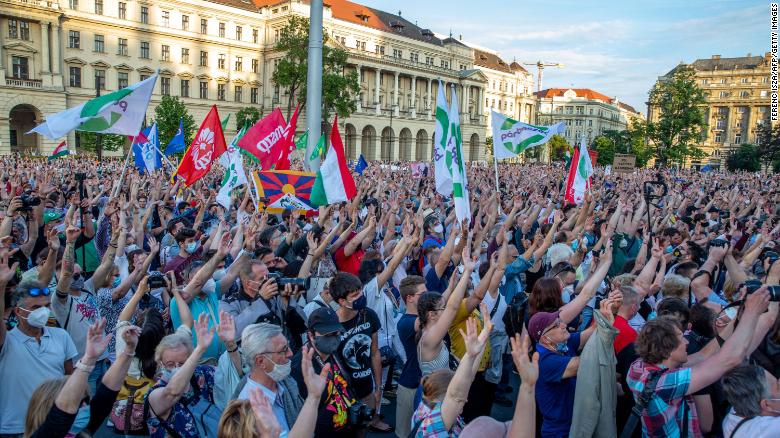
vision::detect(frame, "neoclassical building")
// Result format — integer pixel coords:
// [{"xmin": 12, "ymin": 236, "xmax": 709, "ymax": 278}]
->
[
  {"xmin": 0, "ymin": 0, "xmax": 490, "ymax": 160},
  {"xmin": 471, "ymin": 47, "xmax": 536, "ymax": 130}
]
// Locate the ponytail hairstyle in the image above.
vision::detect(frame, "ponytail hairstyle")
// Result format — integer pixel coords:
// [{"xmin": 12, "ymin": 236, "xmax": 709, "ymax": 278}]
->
[{"xmin": 415, "ymin": 292, "xmax": 443, "ymax": 342}]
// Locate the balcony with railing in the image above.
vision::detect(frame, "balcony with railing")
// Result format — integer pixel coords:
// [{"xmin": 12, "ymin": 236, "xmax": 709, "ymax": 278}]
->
[
  {"xmin": 3, "ymin": 0, "xmax": 60, "ymax": 10},
  {"xmin": 5, "ymin": 77, "xmax": 43, "ymax": 88}
]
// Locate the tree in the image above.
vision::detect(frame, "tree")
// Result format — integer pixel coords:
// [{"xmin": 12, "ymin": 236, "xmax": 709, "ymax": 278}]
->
[
  {"xmin": 647, "ymin": 65, "xmax": 708, "ymax": 166},
  {"xmin": 756, "ymin": 123, "xmax": 780, "ymax": 166},
  {"xmin": 236, "ymin": 107, "xmax": 261, "ymax": 131},
  {"xmin": 485, "ymin": 136, "xmax": 493, "ymax": 159},
  {"xmin": 152, "ymin": 95, "xmax": 196, "ymax": 150},
  {"xmin": 593, "ymin": 136, "xmax": 615, "ymax": 166},
  {"xmin": 726, "ymin": 143, "xmax": 761, "ymax": 172},
  {"xmin": 273, "ymin": 16, "xmax": 360, "ymax": 123},
  {"xmin": 547, "ymin": 135, "xmax": 572, "ymax": 161},
  {"xmin": 76, "ymin": 132, "xmax": 126, "ymax": 154}
]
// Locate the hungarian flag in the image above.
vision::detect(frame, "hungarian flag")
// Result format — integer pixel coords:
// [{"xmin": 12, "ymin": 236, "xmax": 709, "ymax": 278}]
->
[
  {"xmin": 237, "ymin": 108, "xmax": 287, "ymax": 170},
  {"xmin": 276, "ymin": 104, "xmax": 300, "ymax": 170},
  {"xmin": 311, "ymin": 116, "xmax": 357, "ymax": 206},
  {"xmin": 564, "ymin": 138, "xmax": 594, "ymax": 205},
  {"xmin": 48, "ymin": 140, "xmax": 70, "ymax": 161},
  {"xmin": 174, "ymin": 105, "xmax": 227, "ymax": 187}
]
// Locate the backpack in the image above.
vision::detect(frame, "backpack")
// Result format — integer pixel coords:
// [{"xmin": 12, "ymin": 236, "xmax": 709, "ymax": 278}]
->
[
  {"xmin": 110, "ymin": 374, "xmax": 155, "ymax": 435},
  {"xmin": 502, "ymin": 292, "xmax": 529, "ymax": 340}
]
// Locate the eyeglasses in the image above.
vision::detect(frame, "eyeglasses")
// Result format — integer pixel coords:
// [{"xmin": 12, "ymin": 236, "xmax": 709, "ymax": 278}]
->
[
  {"xmin": 262, "ymin": 344, "xmax": 290, "ymax": 355},
  {"xmin": 542, "ymin": 319, "xmax": 565, "ymax": 336},
  {"xmin": 28, "ymin": 288, "xmax": 51, "ymax": 297}
]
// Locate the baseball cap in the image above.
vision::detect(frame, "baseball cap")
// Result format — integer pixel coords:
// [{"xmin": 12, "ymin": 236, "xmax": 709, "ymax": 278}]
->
[
  {"xmin": 43, "ymin": 211, "xmax": 64, "ymax": 225},
  {"xmin": 307, "ymin": 307, "xmax": 344, "ymax": 335},
  {"xmin": 528, "ymin": 310, "xmax": 561, "ymax": 343}
]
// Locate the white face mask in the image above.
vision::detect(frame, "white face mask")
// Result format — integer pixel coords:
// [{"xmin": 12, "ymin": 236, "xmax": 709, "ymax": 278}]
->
[
  {"xmin": 359, "ymin": 207, "xmax": 368, "ymax": 220},
  {"xmin": 20, "ymin": 306, "xmax": 51, "ymax": 328},
  {"xmin": 213, "ymin": 268, "xmax": 227, "ymax": 281},
  {"xmin": 433, "ymin": 224, "xmax": 444, "ymax": 234},
  {"xmin": 264, "ymin": 357, "xmax": 292, "ymax": 382},
  {"xmin": 201, "ymin": 279, "xmax": 216, "ymax": 295}
]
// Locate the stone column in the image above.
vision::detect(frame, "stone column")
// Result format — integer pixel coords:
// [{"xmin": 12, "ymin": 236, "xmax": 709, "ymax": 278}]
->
[
  {"xmin": 393, "ymin": 71, "xmax": 400, "ymax": 116},
  {"xmin": 462, "ymin": 84, "xmax": 470, "ymax": 117},
  {"xmin": 746, "ymin": 105, "xmax": 756, "ymax": 143},
  {"xmin": 478, "ymin": 87, "xmax": 484, "ymax": 116},
  {"xmin": 40, "ymin": 22, "xmax": 50, "ymax": 73},
  {"xmin": 374, "ymin": 68, "xmax": 381, "ymax": 115},
  {"xmin": 355, "ymin": 65, "xmax": 362, "ymax": 112},
  {"xmin": 427, "ymin": 78, "xmax": 432, "ymax": 120},
  {"xmin": 51, "ymin": 21, "xmax": 61, "ymax": 76},
  {"xmin": 410, "ymin": 76, "xmax": 417, "ymax": 118}
]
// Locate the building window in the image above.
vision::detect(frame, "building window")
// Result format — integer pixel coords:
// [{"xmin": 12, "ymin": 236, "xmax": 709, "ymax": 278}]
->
[
  {"xmin": 566, "ymin": 106, "xmax": 573, "ymax": 114},
  {"xmin": 236, "ymin": 26, "xmax": 242, "ymax": 40},
  {"xmin": 274, "ymin": 29, "xmax": 280, "ymax": 42},
  {"xmin": 182, "ymin": 15, "xmax": 189, "ymax": 31},
  {"xmin": 357, "ymin": 40, "xmax": 366, "ymax": 51},
  {"xmin": 199, "ymin": 51, "xmax": 208, "ymax": 66},
  {"xmin": 716, "ymin": 120, "xmax": 726, "ymax": 129},
  {"xmin": 140, "ymin": 6, "xmax": 148, "ymax": 24},
  {"xmin": 219, "ymin": 22, "xmax": 225, "ymax": 38},
  {"xmin": 94, "ymin": 0, "xmax": 103, "ymax": 15},
  {"xmin": 176, "ymin": 48, "xmax": 188, "ymax": 65},
  {"xmin": 181, "ymin": 79, "xmax": 190, "ymax": 97},
  {"xmin": 161, "ymin": 77, "xmax": 170, "ymax": 95},
  {"xmin": 217, "ymin": 83, "xmax": 226, "ymax": 101},
  {"xmin": 253, "ymin": 29, "xmax": 258, "ymax": 43},
  {"xmin": 741, "ymin": 77, "xmax": 749, "ymax": 83},
  {"xmin": 715, "ymin": 132, "xmax": 722, "ymax": 142},
  {"xmin": 234, "ymin": 86, "xmax": 243, "ymax": 102},
  {"xmin": 140, "ymin": 41, "xmax": 150, "ymax": 59},
  {"xmin": 68, "ymin": 30, "xmax": 80, "ymax": 48},
  {"xmin": 118, "ymin": 38, "xmax": 128, "ymax": 55},
  {"xmin": 69, "ymin": 66, "xmax": 81, "ymax": 87},
  {"xmin": 252, "ymin": 58, "xmax": 259, "ymax": 73},
  {"xmin": 425, "ymin": 56, "xmax": 433, "ymax": 66},
  {"xmin": 118, "ymin": 2, "xmax": 126, "ymax": 19},
  {"xmin": 734, "ymin": 133, "xmax": 742, "ymax": 143},
  {"xmin": 8, "ymin": 20, "xmax": 17, "ymax": 39},
  {"xmin": 140, "ymin": 74, "xmax": 149, "ymax": 81},
  {"xmin": 11, "ymin": 56, "xmax": 29, "ymax": 79},
  {"xmin": 251, "ymin": 87, "xmax": 258, "ymax": 104},
  {"xmin": 740, "ymin": 91, "xmax": 750, "ymax": 98},
  {"xmin": 719, "ymin": 91, "xmax": 729, "ymax": 98},
  {"xmin": 69, "ymin": 0, "xmax": 78, "ymax": 9},
  {"xmin": 201, "ymin": 18, "xmax": 207, "ymax": 34},
  {"xmin": 392, "ymin": 48, "xmax": 402, "ymax": 58},
  {"xmin": 199, "ymin": 81, "xmax": 208, "ymax": 99},
  {"xmin": 161, "ymin": 45, "xmax": 170, "ymax": 62},
  {"xmin": 118, "ymin": 71, "xmax": 128, "ymax": 88},
  {"xmin": 761, "ymin": 90, "xmax": 768, "ymax": 97},
  {"xmin": 218, "ymin": 54, "xmax": 226, "ymax": 69},
  {"xmin": 440, "ymin": 60, "xmax": 449, "ymax": 69},
  {"xmin": 94, "ymin": 69, "xmax": 105, "ymax": 90},
  {"xmin": 94, "ymin": 34, "xmax": 105, "ymax": 52},
  {"xmin": 410, "ymin": 52, "xmax": 418, "ymax": 62},
  {"xmin": 235, "ymin": 56, "xmax": 242, "ymax": 71},
  {"xmin": 376, "ymin": 45, "xmax": 385, "ymax": 55},
  {"xmin": 161, "ymin": 11, "xmax": 170, "ymax": 27}
]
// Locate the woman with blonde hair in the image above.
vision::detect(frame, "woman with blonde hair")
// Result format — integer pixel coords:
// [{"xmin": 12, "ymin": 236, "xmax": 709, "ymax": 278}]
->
[{"xmin": 217, "ymin": 346, "xmax": 328, "ymax": 438}]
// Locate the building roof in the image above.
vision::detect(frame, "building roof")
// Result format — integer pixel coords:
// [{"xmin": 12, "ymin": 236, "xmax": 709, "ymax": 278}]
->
[
  {"xmin": 473, "ymin": 49, "xmax": 512, "ymax": 73},
  {"xmin": 211, "ymin": 0, "xmax": 261, "ymax": 11},
  {"xmin": 617, "ymin": 102, "xmax": 639, "ymax": 114},
  {"xmin": 535, "ymin": 88, "xmax": 614, "ymax": 102},
  {"xmin": 509, "ymin": 61, "xmax": 528, "ymax": 73},
  {"xmin": 664, "ymin": 52, "xmax": 770, "ymax": 76}
]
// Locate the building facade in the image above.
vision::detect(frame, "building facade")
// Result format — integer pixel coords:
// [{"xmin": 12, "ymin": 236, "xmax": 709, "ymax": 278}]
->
[
  {"xmin": 535, "ymin": 87, "xmax": 643, "ymax": 146},
  {"xmin": 648, "ymin": 53, "xmax": 772, "ymax": 168},
  {"xmin": 0, "ymin": 0, "xmax": 490, "ymax": 161}
]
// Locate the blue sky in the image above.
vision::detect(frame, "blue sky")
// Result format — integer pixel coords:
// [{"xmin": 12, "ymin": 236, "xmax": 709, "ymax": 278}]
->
[{"xmin": 359, "ymin": 0, "xmax": 768, "ymax": 113}]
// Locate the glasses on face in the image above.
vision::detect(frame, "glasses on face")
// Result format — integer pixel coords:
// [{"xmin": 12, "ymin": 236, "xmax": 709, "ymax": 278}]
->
[
  {"xmin": 162, "ymin": 361, "xmax": 184, "ymax": 369},
  {"xmin": 542, "ymin": 319, "xmax": 565, "ymax": 337},
  {"xmin": 263, "ymin": 344, "xmax": 290, "ymax": 356},
  {"xmin": 28, "ymin": 288, "xmax": 51, "ymax": 297}
]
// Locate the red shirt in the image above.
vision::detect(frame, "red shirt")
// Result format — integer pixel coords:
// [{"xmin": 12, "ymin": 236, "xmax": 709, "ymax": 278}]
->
[
  {"xmin": 613, "ymin": 315, "xmax": 637, "ymax": 354},
  {"xmin": 334, "ymin": 234, "xmax": 365, "ymax": 276}
]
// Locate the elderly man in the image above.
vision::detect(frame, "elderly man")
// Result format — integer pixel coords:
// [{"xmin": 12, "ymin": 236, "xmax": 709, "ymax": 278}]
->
[
  {"xmin": 721, "ymin": 364, "xmax": 780, "ymax": 437},
  {"xmin": 237, "ymin": 323, "xmax": 303, "ymax": 435},
  {"xmin": 219, "ymin": 260, "xmax": 283, "ymax": 339}
]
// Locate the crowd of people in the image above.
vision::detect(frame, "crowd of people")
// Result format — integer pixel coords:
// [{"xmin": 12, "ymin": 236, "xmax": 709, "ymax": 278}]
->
[{"xmin": 0, "ymin": 154, "xmax": 779, "ymax": 438}]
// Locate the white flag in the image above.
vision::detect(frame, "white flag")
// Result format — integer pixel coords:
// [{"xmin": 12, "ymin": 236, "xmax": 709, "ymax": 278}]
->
[
  {"xmin": 491, "ymin": 110, "xmax": 565, "ymax": 160},
  {"xmin": 433, "ymin": 81, "xmax": 452, "ymax": 197},
  {"xmin": 564, "ymin": 138, "xmax": 594, "ymax": 205},
  {"xmin": 31, "ymin": 75, "xmax": 157, "ymax": 140},
  {"xmin": 448, "ymin": 87, "xmax": 471, "ymax": 224},
  {"xmin": 216, "ymin": 126, "xmax": 249, "ymax": 209}
]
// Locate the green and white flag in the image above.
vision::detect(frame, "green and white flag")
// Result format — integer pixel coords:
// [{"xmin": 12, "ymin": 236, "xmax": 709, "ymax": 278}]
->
[
  {"xmin": 434, "ymin": 81, "xmax": 453, "ymax": 197},
  {"xmin": 448, "ymin": 87, "xmax": 471, "ymax": 224},
  {"xmin": 30, "ymin": 75, "xmax": 157, "ymax": 140},
  {"xmin": 295, "ymin": 131, "xmax": 309, "ymax": 150},
  {"xmin": 307, "ymin": 134, "xmax": 326, "ymax": 171},
  {"xmin": 216, "ymin": 125, "xmax": 249, "ymax": 209},
  {"xmin": 490, "ymin": 110, "xmax": 565, "ymax": 160}
]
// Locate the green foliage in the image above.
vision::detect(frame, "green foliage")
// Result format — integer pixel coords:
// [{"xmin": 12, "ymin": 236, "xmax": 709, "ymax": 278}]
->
[
  {"xmin": 273, "ymin": 16, "xmax": 360, "ymax": 122},
  {"xmin": 152, "ymin": 95, "xmax": 196, "ymax": 151},
  {"xmin": 757, "ymin": 123, "xmax": 780, "ymax": 166},
  {"xmin": 485, "ymin": 136, "xmax": 493, "ymax": 159},
  {"xmin": 236, "ymin": 107, "xmax": 261, "ymax": 131},
  {"xmin": 548, "ymin": 135, "xmax": 571, "ymax": 161},
  {"xmin": 593, "ymin": 136, "xmax": 615, "ymax": 166},
  {"xmin": 647, "ymin": 65, "xmax": 708, "ymax": 166},
  {"xmin": 594, "ymin": 120, "xmax": 653, "ymax": 168},
  {"xmin": 726, "ymin": 143, "xmax": 761, "ymax": 172},
  {"xmin": 76, "ymin": 132, "xmax": 126, "ymax": 153}
]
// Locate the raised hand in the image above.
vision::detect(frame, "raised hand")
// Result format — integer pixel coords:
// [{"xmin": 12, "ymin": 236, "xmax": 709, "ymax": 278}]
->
[
  {"xmin": 46, "ymin": 227, "xmax": 61, "ymax": 252},
  {"xmin": 215, "ymin": 310, "xmax": 236, "ymax": 344},
  {"xmin": 217, "ymin": 232, "xmax": 231, "ymax": 258},
  {"xmin": 302, "ymin": 345, "xmax": 331, "ymax": 396},
  {"xmin": 0, "ymin": 248, "xmax": 19, "ymax": 284},
  {"xmin": 65, "ymin": 223, "xmax": 81, "ymax": 243},
  {"xmin": 743, "ymin": 287, "xmax": 770, "ymax": 317},
  {"xmin": 461, "ymin": 246, "xmax": 476, "ymax": 272},
  {"xmin": 248, "ymin": 387, "xmax": 282, "ymax": 438},
  {"xmin": 194, "ymin": 313, "xmax": 216, "ymax": 350},
  {"xmin": 121, "ymin": 325, "xmax": 141, "ymax": 355},
  {"xmin": 510, "ymin": 329, "xmax": 539, "ymax": 387},
  {"xmin": 84, "ymin": 318, "xmax": 112, "ymax": 362}
]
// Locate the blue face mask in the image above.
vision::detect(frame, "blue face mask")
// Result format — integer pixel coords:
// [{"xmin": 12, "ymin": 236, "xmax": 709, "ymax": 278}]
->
[
  {"xmin": 555, "ymin": 342, "xmax": 569, "ymax": 354},
  {"xmin": 68, "ymin": 405, "xmax": 91, "ymax": 434},
  {"xmin": 112, "ymin": 277, "xmax": 121, "ymax": 288},
  {"xmin": 665, "ymin": 245, "xmax": 674, "ymax": 254},
  {"xmin": 571, "ymin": 240, "xmax": 579, "ymax": 251},
  {"xmin": 186, "ymin": 242, "xmax": 198, "ymax": 254}
]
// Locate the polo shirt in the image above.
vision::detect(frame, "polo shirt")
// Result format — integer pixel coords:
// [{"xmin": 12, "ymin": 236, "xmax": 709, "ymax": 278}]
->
[
  {"xmin": 0, "ymin": 327, "xmax": 78, "ymax": 434},
  {"xmin": 170, "ymin": 283, "xmax": 223, "ymax": 362},
  {"xmin": 535, "ymin": 332, "xmax": 582, "ymax": 438},
  {"xmin": 238, "ymin": 378, "xmax": 290, "ymax": 434},
  {"xmin": 613, "ymin": 315, "xmax": 637, "ymax": 355}
]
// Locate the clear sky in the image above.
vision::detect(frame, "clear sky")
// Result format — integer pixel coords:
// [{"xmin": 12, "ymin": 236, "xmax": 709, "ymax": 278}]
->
[{"xmin": 358, "ymin": 0, "xmax": 768, "ymax": 113}]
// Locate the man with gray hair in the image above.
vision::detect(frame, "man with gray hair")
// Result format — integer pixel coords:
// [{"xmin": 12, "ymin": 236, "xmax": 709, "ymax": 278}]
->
[
  {"xmin": 236, "ymin": 322, "xmax": 303, "ymax": 435},
  {"xmin": 721, "ymin": 364, "xmax": 780, "ymax": 437}
]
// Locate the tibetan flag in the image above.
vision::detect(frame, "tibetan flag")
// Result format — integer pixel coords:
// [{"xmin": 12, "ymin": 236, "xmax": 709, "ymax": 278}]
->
[
  {"xmin": 276, "ymin": 104, "xmax": 301, "ymax": 170},
  {"xmin": 174, "ymin": 106, "xmax": 227, "ymax": 187},
  {"xmin": 48, "ymin": 141, "xmax": 70, "ymax": 161},
  {"xmin": 237, "ymin": 108, "xmax": 287, "ymax": 170},
  {"xmin": 133, "ymin": 123, "xmax": 161, "ymax": 174},
  {"xmin": 253, "ymin": 170, "xmax": 316, "ymax": 213},
  {"xmin": 564, "ymin": 138, "xmax": 594, "ymax": 205},
  {"xmin": 165, "ymin": 119, "xmax": 186, "ymax": 155},
  {"xmin": 31, "ymin": 75, "xmax": 157, "ymax": 140},
  {"xmin": 311, "ymin": 116, "xmax": 357, "ymax": 206},
  {"xmin": 354, "ymin": 154, "xmax": 368, "ymax": 175}
]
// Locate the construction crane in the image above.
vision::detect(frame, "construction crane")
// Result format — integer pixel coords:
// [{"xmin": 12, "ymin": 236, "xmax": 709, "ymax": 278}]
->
[{"xmin": 523, "ymin": 61, "xmax": 564, "ymax": 93}]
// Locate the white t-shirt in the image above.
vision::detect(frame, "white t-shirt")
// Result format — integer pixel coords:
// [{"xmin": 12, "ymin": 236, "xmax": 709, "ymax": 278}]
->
[
  {"xmin": 363, "ymin": 277, "xmax": 398, "ymax": 348},
  {"xmin": 722, "ymin": 410, "xmax": 780, "ymax": 438},
  {"xmin": 481, "ymin": 291, "xmax": 507, "ymax": 332},
  {"xmin": 51, "ymin": 278, "xmax": 105, "ymax": 360}
]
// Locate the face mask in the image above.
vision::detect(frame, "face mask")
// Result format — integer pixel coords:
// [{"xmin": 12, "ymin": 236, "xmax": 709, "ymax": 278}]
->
[
  {"xmin": 112, "ymin": 277, "xmax": 121, "ymax": 288},
  {"xmin": 359, "ymin": 207, "xmax": 368, "ymax": 220},
  {"xmin": 349, "ymin": 295, "xmax": 368, "ymax": 311},
  {"xmin": 313, "ymin": 335, "xmax": 341, "ymax": 355},
  {"xmin": 125, "ymin": 244, "xmax": 140, "ymax": 253},
  {"xmin": 160, "ymin": 366, "xmax": 180, "ymax": 382},
  {"xmin": 71, "ymin": 276, "xmax": 85, "ymax": 291},
  {"xmin": 20, "ymin": 306, "xmax": 51, "ymax": 328},
  {"xmin": 265, "ymin": 357, "xmax": 292, "ymax": 382},
  {"xmin": 571, "ymin": 239, "xmax": 579, "ymax": 251},
  {"xmin": 69, "ymin": 405, "xmax": 91, "ymax": 434},
  {"xmin": 186, "ymin": 242, "xmax": 198, "ymax": 254},
  {"xmin": 201, "ymin": 279, "xmax": 216, "ymax": 295},
  {"xmin": 433, "ymin": 224, "xmax": 444, "ymax": 234},
  {"xmin": 555, "ymin": 342, "xmax": 569, "ymax": 354},
  {"xmin": 213, "ymin": 268, "xmax": 227, "ymax": 282}
]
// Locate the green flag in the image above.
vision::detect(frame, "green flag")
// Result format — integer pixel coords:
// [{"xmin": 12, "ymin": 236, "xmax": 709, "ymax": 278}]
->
[
  {"xmin": 221, "ymin": 114, "xmax": 231, "ymax": 130},
  {"xmin": 295, "ymin": 131, "xmax": 309, "ymax": 150}
]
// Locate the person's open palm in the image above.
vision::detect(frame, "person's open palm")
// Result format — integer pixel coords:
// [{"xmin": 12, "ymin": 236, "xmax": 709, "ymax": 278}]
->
[
  {"xmin": 84, "ymin": 318, "xmax": 112, "ymax": 361},
  {"xmin": 510, "ymin": 329, "xmax": 539, "ymax": 387},
  {"xmin": 249, "ymin": 387, "xmax": 282, "ymax": 437},
  {"xmin": 302, "ymin": 345, "xmax": 331, "ymax": 396},
  {"xmin": 215, "ymin": 310, "xmax": 236, "ymax": 343},
  {"xmin": 0, "ymin": 248, "xmax": 19, "ymax": 284},
  {"xmin": 194, "ymin": 313, "xmax": 216, "ymax": 348}
]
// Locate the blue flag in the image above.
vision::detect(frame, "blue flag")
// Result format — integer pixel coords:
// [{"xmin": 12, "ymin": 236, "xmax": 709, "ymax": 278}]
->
[
  {"xmin": 165, "ymin": 119, "xmax": 186, "ymax": 155},
  {"xmin": 133, "ymin": 123, "xmax": 162, "ymax": 174},
  {"xmin": 355, "ymin": 154, "xmax": 368, "ymax": 175}
]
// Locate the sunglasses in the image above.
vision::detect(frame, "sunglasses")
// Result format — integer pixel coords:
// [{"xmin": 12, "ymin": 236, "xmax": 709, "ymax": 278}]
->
[{"xmin": 28, "ymin": 287, "xmax": 51, "ymax": 297}]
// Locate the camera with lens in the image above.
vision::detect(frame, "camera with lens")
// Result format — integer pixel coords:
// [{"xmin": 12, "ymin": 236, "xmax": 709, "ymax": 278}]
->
[
  {"xmin": 709, "ymin": 238, "xmax": 729, "ymax": 249},
  {"xmin": 743, "ymin": 279, "xmax": 780, "ymax": 301},
  {"xmin": 19, "ymin": 191, "xmax": 41, "ymax": 211},
  {"xmin": 347, "ymin": 402, "xmax": 375, "ymax": 427},
  {"xmin": 266, "ymin": 272, "xmax": 310, "ymax": 290},
  {"xmin": 147, "ymin": 271, "xmax": 167, "ymax": 289}
]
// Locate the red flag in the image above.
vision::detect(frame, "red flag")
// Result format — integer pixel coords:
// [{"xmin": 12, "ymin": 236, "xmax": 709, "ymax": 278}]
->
[
  {"xmin": 276, "ymin": 104, "xmax": 300, "ymax": 170},
  {"xmin": 174, "ymin": 105, "xmax": 227, "ymax": 187},
  {"xmin": 237, "ymin": 108, "xmax": 287, "ymax": 170}
]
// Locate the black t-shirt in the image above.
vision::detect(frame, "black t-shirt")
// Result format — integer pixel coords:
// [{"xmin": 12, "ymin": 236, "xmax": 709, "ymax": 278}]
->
[{"xmin": 336, "ymin": 308, "xmax": 380, "ymax": 399}]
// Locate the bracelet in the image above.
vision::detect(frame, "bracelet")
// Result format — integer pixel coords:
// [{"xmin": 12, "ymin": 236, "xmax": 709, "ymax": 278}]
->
[
  {"xmin": 75, "ymin": 360, "xmax": 96, "ymax": 373},
  {"xmin": 307, "ymin": 253, "xmax": 315, "ymax": 257},
  {"xmin": 123, "ymin": 349, "xmax": 136, "ymax": 357},
  {"xmin": 227, "ymin": 345, "xmax": 239, "ymax": 353}
]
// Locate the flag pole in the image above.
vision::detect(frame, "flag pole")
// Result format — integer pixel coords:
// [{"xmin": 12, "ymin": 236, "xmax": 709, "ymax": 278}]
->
[{"xmin": 114, "ymin": 139, "xmax": 134, "ymax": 198}]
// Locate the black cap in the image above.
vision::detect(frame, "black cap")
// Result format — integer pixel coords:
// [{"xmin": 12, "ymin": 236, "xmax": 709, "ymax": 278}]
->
[{"xmin": 307, "ymin": 307, "xmax": 344, "ymax": 335}]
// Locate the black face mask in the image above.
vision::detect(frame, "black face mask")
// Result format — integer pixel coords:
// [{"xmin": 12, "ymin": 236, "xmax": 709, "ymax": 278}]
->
[{"xmin": 313, "ymin": 335, "xmax": 340, "ymax": 355}]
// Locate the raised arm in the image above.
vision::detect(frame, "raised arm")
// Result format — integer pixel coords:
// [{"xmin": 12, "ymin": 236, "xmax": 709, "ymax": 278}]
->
[
  {"xmin": 37, "ymin": 228, "xmax": 61, "ymax": 287},
  {"xmin": 559, "ymin": 239, "xmax": 612, "ymax": 324},
  {"xmin": 421, "ymin": 248, "xmax": 475, "ymax": 351}
]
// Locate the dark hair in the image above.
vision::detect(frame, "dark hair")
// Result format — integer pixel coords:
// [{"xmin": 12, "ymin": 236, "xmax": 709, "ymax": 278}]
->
[
  {"xmin": 689, "ymin": 303, "xmax": 717, "ymax": 339},
  {"xmin": 663, "ymin": 227, "xmax": 681, "ymax": 238},
  {"xmin": 127, "ymin": 248, "xmax": 145, "ymax": 272},
  {"xmin": 686, "ymin": 242, "xmax": 705, "ymax": 264},
  {"xmin": 358, "ymin": 257, "xmax": 384, "ymax": 285},
  {"xmin": 416, "ymin": 292, "xmax": 443, "ymax": 339},
  {"xmin": 174, "ymin": 227, "xmax": 197, "ymax": 244},
  {"xmin": 635, "ymin": 316, "xmax": 682, "ymax": 364},
  {"xmin": 258, "ymin": 227, "xmax": 278, "ymax": 247},
  {"xmin": 135, "ymin": 308, "xmax": 165, "ymax": 379},
  {"xmin": 282, "ymin": 260, "xmax": 302, "ymax": 278},
  {"xmin": 674, "ymin": 261, "xmax": 699, "ymax": 278},
  {"xmin": 329, "ymin": 272, "xmax": 363, "ymax": 303},
  {"xmin": 657, "ymin": 297, "xmax": 691, "ymax": 330},
  {"xmin": 400, "ymin": 276, "xmax": 425, "ymax": 302},
  {"xmin": 254, "ymin": 246, "xmax": 273, "ymax": 261},
  {"xmin": 529, "ymin": 277, "xmax": 564, "ymax": 316}
]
